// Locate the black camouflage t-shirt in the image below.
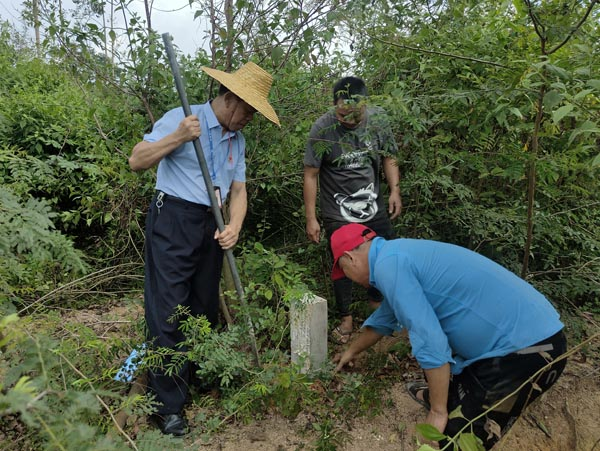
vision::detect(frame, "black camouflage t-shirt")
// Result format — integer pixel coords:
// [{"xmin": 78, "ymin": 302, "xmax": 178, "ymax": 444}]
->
[{"xmin": 304, "ymin": 106, "xmax": 398, "ymax": 224}]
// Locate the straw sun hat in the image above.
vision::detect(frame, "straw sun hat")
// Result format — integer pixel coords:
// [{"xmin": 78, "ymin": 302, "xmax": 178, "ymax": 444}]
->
[{"xmin": 201, "ymin": 62, "xmax": 280, "ymax": 126}]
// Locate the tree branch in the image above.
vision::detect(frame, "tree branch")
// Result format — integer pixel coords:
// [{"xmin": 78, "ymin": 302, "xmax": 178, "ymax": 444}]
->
[
  {"xmin": 370, "ymin": 35, "xmax": 513, "ymax": 69},
  {"xmin": 524, "ymin": 0, "xmax": 547, "ymax": 47},
  {"xmin": 547, "ymin": 0, "xmax": 599, "ymax": 55}
]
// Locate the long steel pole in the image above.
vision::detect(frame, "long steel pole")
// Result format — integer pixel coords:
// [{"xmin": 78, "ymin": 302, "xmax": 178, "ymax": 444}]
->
[{"xmin": 161, "ymin": 33, "xmax": 260, "ymax": 367}]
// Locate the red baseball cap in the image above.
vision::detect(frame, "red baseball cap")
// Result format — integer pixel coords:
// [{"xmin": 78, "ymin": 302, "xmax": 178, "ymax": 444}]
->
[{"xmin": 331, "ymin": 224, "xmax": 377, "ymax": 280}]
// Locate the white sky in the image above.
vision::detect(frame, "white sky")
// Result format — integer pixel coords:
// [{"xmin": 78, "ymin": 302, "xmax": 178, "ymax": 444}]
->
[{"xmin": 0, "ymin": 0, "xmax": 206, "ymax": 55}]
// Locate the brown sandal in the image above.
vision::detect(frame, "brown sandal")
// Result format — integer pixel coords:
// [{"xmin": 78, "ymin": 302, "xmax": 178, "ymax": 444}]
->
[
  {"xmin": 406, "ymin": 381, "xmax": 430, "ymax": 410},
  {"xmin": 331, "ymin": 326, "xmax": 352, "ymax": 344}
]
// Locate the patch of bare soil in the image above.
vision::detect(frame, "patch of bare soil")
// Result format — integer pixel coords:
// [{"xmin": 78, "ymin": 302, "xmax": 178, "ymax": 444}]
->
[
  {"xmin": 203, "ymin": 361, "xmax": 599, "ymax": 451},
  {"xmin": 67, "ymin": 302, "xmax": 600, "ymax": 451},
  {"xmin": 192, "ymin": 328, "xmax": 600, "ymax": 451}
]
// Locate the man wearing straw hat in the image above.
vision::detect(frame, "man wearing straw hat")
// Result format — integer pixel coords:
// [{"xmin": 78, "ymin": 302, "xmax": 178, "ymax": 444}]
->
[{"xmin": 129, "ymin": 62, "xmax": 279, "ymax": 436}]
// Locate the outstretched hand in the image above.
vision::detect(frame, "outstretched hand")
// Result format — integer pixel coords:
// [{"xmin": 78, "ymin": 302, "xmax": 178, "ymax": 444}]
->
[
  {"xmin": 333, "ymin": 350, "xmax": 356, "ymax": 373},
  {"xmin": 333, "ymin": 327, "xmax": 382, "ymax": 373}
]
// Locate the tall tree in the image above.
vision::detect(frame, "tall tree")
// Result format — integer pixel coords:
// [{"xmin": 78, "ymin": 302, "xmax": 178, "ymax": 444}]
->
[{"xmin": 520, "ymin": 0, "xmax": 598, "ymax": 277}]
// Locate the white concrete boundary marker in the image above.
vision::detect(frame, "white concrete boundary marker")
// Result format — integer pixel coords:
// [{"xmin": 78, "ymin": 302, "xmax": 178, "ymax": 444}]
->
[{"xmin": 290, "ymin": 293, "xmax": 328, "ymax": 373}]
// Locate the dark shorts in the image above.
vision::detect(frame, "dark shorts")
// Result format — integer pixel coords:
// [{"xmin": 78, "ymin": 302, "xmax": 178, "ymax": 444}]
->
[
  {"xmin": 324, "ymin": 214, "xmax": 396, "ymax": 241},
  {"xmin": 325, "ymin": 215, "xmax": 396, "ymax": 317},
  {"xmin": 440, "ymin": 330, "xmax": 568, "ymax": 449}
]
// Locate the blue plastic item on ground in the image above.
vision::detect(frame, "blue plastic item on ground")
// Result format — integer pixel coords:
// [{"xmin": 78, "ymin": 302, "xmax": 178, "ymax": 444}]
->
[{"xmin": 114, "ymin": 343, "xmax": 147, "ymax": 383}]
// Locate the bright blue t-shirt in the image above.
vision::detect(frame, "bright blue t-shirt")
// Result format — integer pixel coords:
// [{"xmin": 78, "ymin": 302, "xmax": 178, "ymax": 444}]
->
[
  {"xmin": 144, "ymin": 102, "xmax": 246, "ymax": 205},
  {"xmin": 363, "ymin": 237, "xmax": 563, "ymax": 374}
]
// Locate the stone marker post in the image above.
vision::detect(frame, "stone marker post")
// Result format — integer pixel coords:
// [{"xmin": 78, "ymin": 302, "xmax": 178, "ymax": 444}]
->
[{"xmin": 291, "ymin": 293, "xmax": 328, "ymax": 373}]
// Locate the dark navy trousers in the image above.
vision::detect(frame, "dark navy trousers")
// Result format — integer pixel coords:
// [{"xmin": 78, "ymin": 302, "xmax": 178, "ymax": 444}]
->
[
  {"xmin": 325, "ymin": 215, "xmax": 396, "ymax": 317},
  {"xmin": 144, "ymin": 192, "xmax": 223, "ymax": 414}
]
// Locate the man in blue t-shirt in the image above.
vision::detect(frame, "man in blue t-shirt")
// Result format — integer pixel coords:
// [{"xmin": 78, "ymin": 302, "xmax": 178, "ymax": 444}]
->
[
  {"xmin": 129, "ymin": 62, "xmax": 279, "ymax": 436},
  {"xmin": 331, "ymin": 223, "xmax": 567, "ymax": 450}
]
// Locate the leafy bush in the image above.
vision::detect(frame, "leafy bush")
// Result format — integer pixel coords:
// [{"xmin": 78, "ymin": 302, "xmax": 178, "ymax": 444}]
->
[
  {"xmin": 0, "ymin": 314, "xmax": 128, "ymax": 450},
  {"xmin": 0, "ymin": 34, "xmax": 149, "ymax": 264},
  {"xmin": 0, "ymin": 183, "xmax": 87, "ymax": 310}
]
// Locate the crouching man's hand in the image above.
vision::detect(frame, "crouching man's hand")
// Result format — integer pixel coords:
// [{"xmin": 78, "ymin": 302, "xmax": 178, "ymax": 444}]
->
[
  {"xmin": 333, "ymin": 350, "xmax": 356, "ymax": 372},
  {"xmin": 332, "ymin": 326, "xmax": 383, "ymax": 373}
]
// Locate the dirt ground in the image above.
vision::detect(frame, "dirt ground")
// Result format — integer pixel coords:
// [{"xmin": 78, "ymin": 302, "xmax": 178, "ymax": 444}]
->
[
  {"xmin": 203, "ymin": 363, "xmax": 600, "ymax": 451},
  {"xmin": 201, "ymin": 349, "xmax": 600, "ymax": 451},
  {"xmin": 79, "ymin": 301, "xmax": 600, "ymax": 451}
]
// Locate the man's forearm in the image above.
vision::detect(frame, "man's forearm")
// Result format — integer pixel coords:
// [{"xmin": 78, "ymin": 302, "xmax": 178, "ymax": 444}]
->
[
  {"xmin": 424, "ymin": 363, "xmax": 451, "ymax": 414},
  {"xmin": 227, "ymin": 183, "xmax": 247, "ymax": 232},
  {"xmin": 303, "ymin": 167, "xmax": 319, "ymax": 220},
  {"xmin": 348, "ymin": 327, "xmax": 383, "ymax": 355},
  {"xmin": 129, "ymin": 136, "xmax": 183, "ymax": 171},
  {"xmin": 129, "ymin": 115, "xmax": 201, "ymax": 172},
  {"xmin": 304, "ymin": 196, "xmax": 317, "ymax": 221},
  {"xmin": 383, "ymin": 157, "xmax": 400, "ymax": 193}
]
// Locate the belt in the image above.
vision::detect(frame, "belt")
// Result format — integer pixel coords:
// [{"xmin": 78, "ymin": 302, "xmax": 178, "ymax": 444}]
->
[
  {"xmin": 515, "ymin": 343, "xmax": 554, "ymax": 355},
  {"xmin": 155, "ymin": 191, "xmax": 212, "ymax": 212}
]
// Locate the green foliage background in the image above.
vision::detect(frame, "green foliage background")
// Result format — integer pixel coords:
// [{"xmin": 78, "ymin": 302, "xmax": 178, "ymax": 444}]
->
[{"xmin": 0, "ymin": 0, "xmax": 599, "ymax": 449}]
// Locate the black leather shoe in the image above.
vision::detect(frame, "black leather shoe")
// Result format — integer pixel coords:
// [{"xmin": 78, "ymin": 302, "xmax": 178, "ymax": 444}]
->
[{"xmin": 149, "ymin": 413, "xmax": 189, "ymax": 436}]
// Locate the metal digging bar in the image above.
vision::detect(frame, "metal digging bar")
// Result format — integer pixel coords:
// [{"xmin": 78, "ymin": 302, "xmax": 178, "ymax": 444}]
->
[{"xmin": 162, "ymin": 33, "xmax": 260, "ymax": 367}]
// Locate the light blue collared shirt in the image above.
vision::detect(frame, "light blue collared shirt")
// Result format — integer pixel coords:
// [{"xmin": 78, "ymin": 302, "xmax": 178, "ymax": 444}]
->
[
  {"xmin": 144, "ymin": 101, "xmax": 246, "ymax": 205},
  {"xmin": 363, "ymin": 237, "xmax": 563, "ymax": 374}
]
